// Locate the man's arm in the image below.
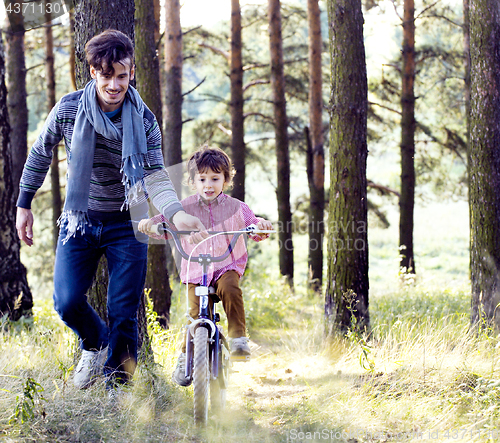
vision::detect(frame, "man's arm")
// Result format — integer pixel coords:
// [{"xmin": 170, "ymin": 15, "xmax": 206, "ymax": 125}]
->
[
  {"xmin": 16, "ymin": 102, "xmax": 64, "ymax": 245},
  {"xmin": 141, "ymin": 109, "xmax": 205, "ymax": 231}
]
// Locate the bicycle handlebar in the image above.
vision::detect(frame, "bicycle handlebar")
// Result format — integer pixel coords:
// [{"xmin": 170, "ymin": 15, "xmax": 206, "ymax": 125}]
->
[{"xmin": 148, "ymin": 223, "xmax": 275, "ymax": 263}]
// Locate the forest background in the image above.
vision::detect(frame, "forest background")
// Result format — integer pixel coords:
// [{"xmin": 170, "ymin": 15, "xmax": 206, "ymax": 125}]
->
[{"xmin": 0, "ymin": 0, "xmax": 489, "ymax": 442}]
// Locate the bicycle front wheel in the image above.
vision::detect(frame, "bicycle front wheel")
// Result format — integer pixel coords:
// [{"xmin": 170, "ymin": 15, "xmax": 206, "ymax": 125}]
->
[{"xmin": 193, "ymin": 326, "xmax": 210, "ymax": 424}]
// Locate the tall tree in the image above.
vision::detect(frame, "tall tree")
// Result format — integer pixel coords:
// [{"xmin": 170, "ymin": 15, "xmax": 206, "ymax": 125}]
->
[
  {"xmin": 45, "ymin": 8, "xmax": 62, "ymax": 251},
  {"xmin": 399, "ymin": 0, "xmax": 416, "ymax": 273},
  {"xmin": 268, "ymin": 0, "xmax": 294, "ymax": 285},
  {"xmin": 164, "ymin": 0, "xmax": 183, "ymax": 194},
  {"xmin": 73, "ymin": 0, "xmax": 151, "ymax": 354},
  {"xmin": 463, "ymin": 0, "xmax": 470, "ymax": 143},
  {"xmin": 136, "ymin": 0, "xmax": 172, "ymax": 328},
  {"xmin": 469, "ymin": 0, "xmax": 500, "ymax": 328},
  {"xmin": 230, "ymin": 0, "xmax": 246, "ymax": 201},
  {"xmin": 0, "ymin": 31, "xmax": 32, "ymax": 321},
  {"xmin": 5, "ymin": 11, "xmax": 28, "ymax": 202},
  {"xmin": 306, "ymin": 0, "xmax": 325, "ymax": 293},
  {"xmin": 325, "ymin": 0, "xmax": 369, "ymax": 333}
]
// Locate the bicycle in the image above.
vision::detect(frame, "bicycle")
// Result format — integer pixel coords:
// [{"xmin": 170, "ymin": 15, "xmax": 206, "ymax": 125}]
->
[{"xmin": 145, "ymin": 221, "xmax": 275, "ymax": 425}]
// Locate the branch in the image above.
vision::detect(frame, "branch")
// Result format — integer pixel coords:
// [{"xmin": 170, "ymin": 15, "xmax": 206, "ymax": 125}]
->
[
  {"xmin": 243, "ymin": 62, "xmax": 268, "ymax": 71},
  {"xmin": 182, "ymin": 77, "xmax": 207, "ymax": 97},
  {"xmin": 217, "ymin": 123, "xmax": 231, "ymax": 136},
  {"xmin": 183, "ymin": 25, "xmax": 202, "ymax": 36},
  {"xmin": 243, "ymin": 79, "xmax": 270, "ymax": 92},
  {"xmin": 415, "ymin": 0, "xmax": 441, "ymax": 21},
  {"xmin": 421, "ymin": 14, "xmax": 462, "ymax": 27},
  {"xmin": 389, "ymin": 0, "xmax": 403, "ymax": 21},
  {"xmin": 369, "ymin": 101, "xmax": 402, "ymax": 116},
  {"xmin": 26, "ymin": 62, "xmax": 45, "ymax": 72},
  {"xmin": 156, "ymin": 32, "xmax": 164, "ymax": 51},
  {"xmin": 198, "ymin": 42, "xmax": 230, "ymax": 61},
  {"xmin": 199, "ymin": 93, "xmax": 230, "ymax": 105},
  {"xmin": 367, "ymin": 180, "xmax": 400, "ymax": 197},
  {"xmin": 243, "ymin": 112, "xmax": 274, "ymax": 124}
]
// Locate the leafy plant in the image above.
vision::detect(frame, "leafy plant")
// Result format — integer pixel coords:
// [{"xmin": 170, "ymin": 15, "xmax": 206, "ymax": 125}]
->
[{"xmin": 9, "ymin": 377, "xmax": 46, "ymax": 424}]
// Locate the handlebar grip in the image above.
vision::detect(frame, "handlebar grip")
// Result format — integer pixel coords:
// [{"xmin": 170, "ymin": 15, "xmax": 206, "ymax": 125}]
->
[{"xmin": 149, "ymin": 223, "xmax": 163, "ymax": 235}]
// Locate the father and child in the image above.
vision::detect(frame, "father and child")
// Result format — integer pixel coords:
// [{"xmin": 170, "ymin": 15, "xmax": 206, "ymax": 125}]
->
[{"xmin": 15, "ymin": 28, "xmax": 273, "ymax": 393}]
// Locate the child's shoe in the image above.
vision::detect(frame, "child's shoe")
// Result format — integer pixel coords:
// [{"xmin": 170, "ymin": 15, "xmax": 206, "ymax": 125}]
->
[
  {"xmin": 230, "ymin": 337, "xmax": 251, "ymax": 356},
  {"xmin": 172, "ymin": 352, "xmax": 192, "ymax": 386}
]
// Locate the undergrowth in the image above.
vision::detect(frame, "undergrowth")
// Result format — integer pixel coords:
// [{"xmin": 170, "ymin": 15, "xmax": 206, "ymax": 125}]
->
[{"xmin": 3, "ymin": 269, "xmax": 500, "ymax": 442}]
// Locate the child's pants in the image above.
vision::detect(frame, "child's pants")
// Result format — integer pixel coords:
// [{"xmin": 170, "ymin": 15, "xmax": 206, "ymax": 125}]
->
[{"xmin": 182, "ymin": 270, "xmax": 245, "ymax": 352}]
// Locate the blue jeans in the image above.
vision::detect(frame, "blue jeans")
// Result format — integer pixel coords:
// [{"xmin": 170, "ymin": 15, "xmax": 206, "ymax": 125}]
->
[{"xmin": 53, "ymin": 217, "xmax": 148, "ymax": 383}]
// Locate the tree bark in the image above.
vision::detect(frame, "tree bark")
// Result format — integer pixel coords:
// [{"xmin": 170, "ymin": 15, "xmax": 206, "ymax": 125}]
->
[
  {"xmin": 469, "ymin": 0, "xmax": 500, "ymax": 328},
  {"xmin": 136, "ymin": 0, "xmax": 172, "ymax": 329},
  {"xmin": 69, "ymin": 8, "xmax": 77, "ymax": 91},
  {"xmin": 268, "ymin": 0, "xmax": 294, "ymax": 285},
  {"xmin": 399, "ymin": 0, "xmax": 416, "ymax": 273},
  {"xmin": 73, "ymin": 0, "xmax": 152, "ymax": 355},
  {"xmin": 463, "ymin": 0, "xmax": 470, "ymax": 144},
  {"xmin": 325, "ymin": 0, "xmax": 369, "ymax": 334},
  {"xmin": 164, "ymin": 0, "xmax": 183, "ymax": 193},
  {"xmin": 0, "ymin": 31, "xmax": 32, "ymax": 321},
  {"xmin": 230, "ymin": 0, "xmax": 246, "ymax": 201},
  {"xmin": 46, "ymin": 6, "xmax": 62, "ymax": 252},
  {"xmin": 306, "ymin": 0, "xmax": 324, "ymax": 293},
  {"xmin": 5, "ymin": 12, "xmax": 28, "ymax": 203}
]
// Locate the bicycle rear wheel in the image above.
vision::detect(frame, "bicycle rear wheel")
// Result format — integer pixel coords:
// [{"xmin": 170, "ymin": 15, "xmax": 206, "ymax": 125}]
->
[{"xmin": 193, "ymin": 327, "xmax": 210, "ymax": 424}]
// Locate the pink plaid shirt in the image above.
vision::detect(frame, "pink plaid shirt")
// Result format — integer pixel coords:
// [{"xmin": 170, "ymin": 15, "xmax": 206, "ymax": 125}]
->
[{"xmin": 150, "ymin": 192, "xmax": 263, "ymax": 285}]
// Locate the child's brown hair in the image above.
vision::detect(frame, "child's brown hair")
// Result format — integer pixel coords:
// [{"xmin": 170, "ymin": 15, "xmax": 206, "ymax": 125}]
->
[{"xmin": 187, "ymin": 145, "xmax": 235, "ymax": 188}]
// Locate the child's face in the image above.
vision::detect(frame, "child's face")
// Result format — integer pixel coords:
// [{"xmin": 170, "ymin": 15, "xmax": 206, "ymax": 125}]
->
[{"xmin": 194, "ymin": 168, "xmax": 226, "ymax": 202}]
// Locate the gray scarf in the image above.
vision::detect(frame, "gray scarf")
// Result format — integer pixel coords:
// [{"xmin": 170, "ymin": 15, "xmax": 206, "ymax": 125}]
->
[{"xmin": 58, "ymin": 79, "xmax": 147, "ymax": 244}]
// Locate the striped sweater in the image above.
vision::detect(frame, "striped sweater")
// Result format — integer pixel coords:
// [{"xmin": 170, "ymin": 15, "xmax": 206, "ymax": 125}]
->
[{"xmin": 17, "ymin": 89, "xmax": 183, "ymax": 221}]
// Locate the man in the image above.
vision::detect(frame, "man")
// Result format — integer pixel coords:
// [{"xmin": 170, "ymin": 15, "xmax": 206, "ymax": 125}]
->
[{"xmin": 15, "ymin": 29, "xmax": 203, "ymax": 393}]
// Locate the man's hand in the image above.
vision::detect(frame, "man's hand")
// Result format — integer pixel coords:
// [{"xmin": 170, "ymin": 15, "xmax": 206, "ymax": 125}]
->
[
  {"xmin": 172, "ymin": 211, "xmax": 208, "ymax": 244},
  {"xmin": 172, "ymin": 211, "xmax": 205, "ymax": 232},
  {"xmin": 137, "ymin": 218, "xmax": 154, "ymax": 234},
  {"xmin": 16, "ymin": 207, "xmax": 34, "ymax": 247},
  {"xmin": 255, "ymin": 219, "xmax": 273, "ymax": 240}
]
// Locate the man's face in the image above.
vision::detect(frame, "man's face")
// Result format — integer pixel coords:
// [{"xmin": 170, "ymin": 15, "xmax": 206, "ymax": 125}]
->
[{"xmin": 90, "ymin": 58, "xmax": 135, "ymax": 112}]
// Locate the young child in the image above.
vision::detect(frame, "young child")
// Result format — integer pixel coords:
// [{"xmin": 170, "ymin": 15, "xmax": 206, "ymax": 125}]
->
[{"xmin": 139, "ymin": 146, "xmax": 273, "ymax": 386}]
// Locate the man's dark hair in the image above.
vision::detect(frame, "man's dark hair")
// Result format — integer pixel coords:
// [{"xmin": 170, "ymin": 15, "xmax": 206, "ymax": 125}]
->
[{"xmin": 85, "ymin": 29, "xmax": 134, "ymax": 74}]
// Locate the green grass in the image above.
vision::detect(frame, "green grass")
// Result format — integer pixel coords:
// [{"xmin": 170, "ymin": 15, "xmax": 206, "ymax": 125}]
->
[{"xmin": 6, "ymin": 196, "xmax": 494, "ymax": 442}]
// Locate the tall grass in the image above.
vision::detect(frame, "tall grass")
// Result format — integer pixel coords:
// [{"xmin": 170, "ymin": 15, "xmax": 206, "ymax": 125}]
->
[{"xmin": 3, "ymin": 267, "xmax": 500, "ymax": 442}]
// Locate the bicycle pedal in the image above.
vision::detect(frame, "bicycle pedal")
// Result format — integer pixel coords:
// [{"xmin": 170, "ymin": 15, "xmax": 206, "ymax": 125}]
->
[{"xmin": 230, "ymin": 354, "xmax": 251, "ymax": 362}]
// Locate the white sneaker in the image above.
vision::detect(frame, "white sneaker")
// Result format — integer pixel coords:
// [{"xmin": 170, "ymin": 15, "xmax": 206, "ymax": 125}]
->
[
  {"xmin": 73, "ymin": 346, "xmax": 108, "ymax": 389},
  {"xmin": 230, "ymin": 337, "xmax": 251, "ymax": 356}
]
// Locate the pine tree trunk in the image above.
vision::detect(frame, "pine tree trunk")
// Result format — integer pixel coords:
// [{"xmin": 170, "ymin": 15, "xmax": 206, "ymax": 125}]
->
[
  {"xmin": 5, "ymin": 12, "xmax": 28, "ymax": 202},
  {"xmin": 469, "ymin": 0, "xmax": 500, "ymax": 328},
  {"xmin": 0, "ymin": 31, "xmax": 32, "ymax": 321},
  {"xmin": 69, "ymin": 9, "xmax": 77, "ymax": 91},
  {"xmin": 230, "ymin": 0, "xmax": 246, "ymax": 201},
  {"xmin": 268, "ymin": 0, "xmax": 294, "ymax": 285},
  {"xmin": 306, "ymin": 0, "xmax": 324, "ymax": 293},
  {"xmin": 463, "ymin": 0, "xmax": 470, "ymax": 143},
  {"xmin": 46, "ymin": 8, "xmax": 62, "ymax": 252},
  {"xmin": 136, "ymin": 0, "xmax": 172, "ymax": 329},
  {"xmin": 164, "ymin": 0, "xmax": 183, "ymax": 193},
  {"xmin": 73, "ymin": 0, "xmax": 152, "ymax": 355},
  {"xmin": 399, "ymin": 0, "xmax": 416, "ymax": 273},
  {"xmin": 325, "ymin": 0, "xmax": 369, "ymax": 334}
]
